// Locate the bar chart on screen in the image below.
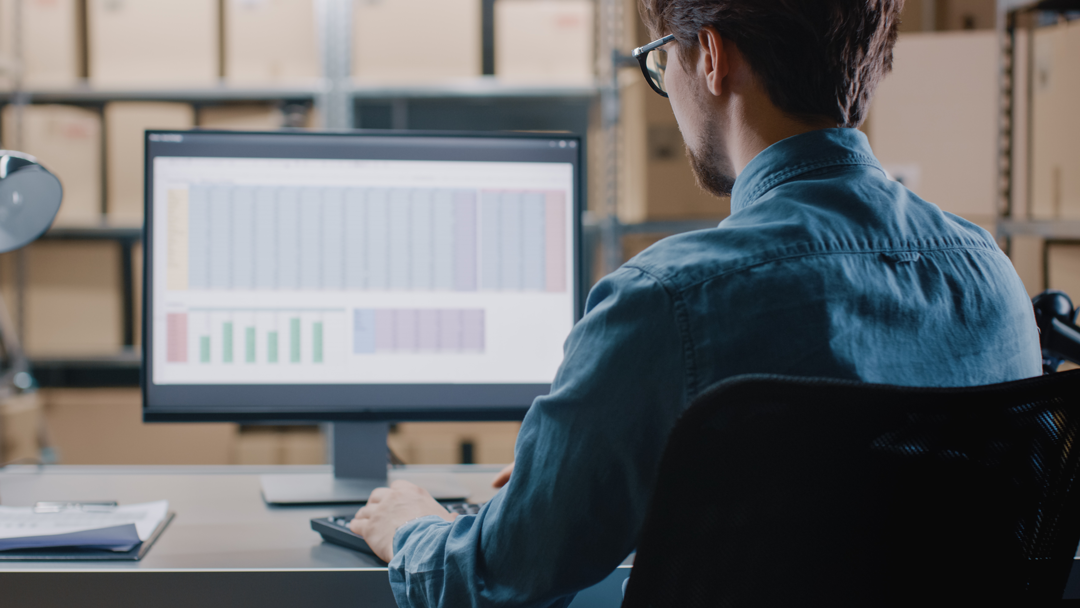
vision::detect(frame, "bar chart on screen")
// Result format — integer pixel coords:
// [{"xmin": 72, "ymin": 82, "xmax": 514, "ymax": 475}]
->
[
  {"xmin": 164, "ymin": 185, "xmax": 566, "ymax": 294},
  {"xmin": 167, "ymin": 309, "xmax": 348, "ymax": 367}
]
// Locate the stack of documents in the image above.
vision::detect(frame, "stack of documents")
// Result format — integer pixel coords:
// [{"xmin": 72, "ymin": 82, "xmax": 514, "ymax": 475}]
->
[{"xmin": 0, "ymin": 500, "xmax": 170, "ymax": 554}]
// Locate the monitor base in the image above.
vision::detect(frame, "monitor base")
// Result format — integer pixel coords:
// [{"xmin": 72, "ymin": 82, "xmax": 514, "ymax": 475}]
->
[{"xmin": 261, "ymin": 472, "xmax": 469, "ymax": 505}]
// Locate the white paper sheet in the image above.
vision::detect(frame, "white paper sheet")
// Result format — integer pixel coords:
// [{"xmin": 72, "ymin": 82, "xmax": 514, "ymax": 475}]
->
[{"xmin": 0, "ymin": 500, "xmax": 168, "ymax": 543}]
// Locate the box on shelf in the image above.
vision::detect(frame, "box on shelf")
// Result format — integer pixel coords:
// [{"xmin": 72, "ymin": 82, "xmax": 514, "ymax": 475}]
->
[
  {"xmin": 619, "ymin": 78, "xmax": 731, "ymax": 223},
  {"xmin": 1047, "ymin": 243, "xmax": 1080, "ymax": 302},
  {"xmin": 390, "ymin": 422, "xmax": 519, "ymax": 465},
  {"xmin": 940, "ymin": 0, "xmax": 996, "ymax": 31},
  {"xmin": 232, "ymin": 426, "xmax": 325, "ymax": 465},
  {"xmin": 899, "ymin": 0, "xmax": 996, "ymax": 32},
  {"xmin": 495, "ymin": 0, "xmax": 594, "ymax": 84},
  {"xmin": 87, "ymin": 0, "xmax": 218, "ymax": 88},
  {"xmin": 197, "ymin": 103, "xmax": 285, "ymax": 130},
  {"xmin": 0, "ymin": 241, "xmax": 123, "ymax": 357},
  {"xmin": 41, "ymin": 388, "xmax": 237, "ymax": 464},
  {"xmin": 1031, "ymin": 19, "xmax": 1080, "ymax": 220},
  {"xmin": 622, "ymin": 233, "xmax": 667, "ymax": 263},
  {"xmin": 105, "ymin": 101, "xmax": 195, "ymax": 222},
  {"xmin": 1, "ymin": 104, "xmax": 102, "ymax": 225},
  {"xmin": 224, "ymin": 0, "xmax": 319, "ymax": 85},
  {"xmin": 867, "ymin": 30, "xmax": 998, "ymax": 224},
  {"xmin": 0, "ymin": 0, "xmax": 83, "ymax": 88},
  {"xmin": 353, "ymin": 0, "xmax": 481, "ymax": 83},
  {"xmin": 1, "ymin": 392, "xmax": 42, "ymax": 464},
  {"xmin": 1007, "ymin": 236, "xmax": 1044, "ymax": 298}
]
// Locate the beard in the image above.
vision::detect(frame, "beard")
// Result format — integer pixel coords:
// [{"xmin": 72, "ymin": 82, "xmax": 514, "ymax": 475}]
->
[{"xmin": 685, "ymin": 119, "xmax": 736, "ymax": 198}]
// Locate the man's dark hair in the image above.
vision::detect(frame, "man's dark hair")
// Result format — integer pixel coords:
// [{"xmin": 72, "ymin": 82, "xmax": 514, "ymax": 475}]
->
[{"xmin": 639, "ymin": 0, "xmax": 904, "ymax": 128}]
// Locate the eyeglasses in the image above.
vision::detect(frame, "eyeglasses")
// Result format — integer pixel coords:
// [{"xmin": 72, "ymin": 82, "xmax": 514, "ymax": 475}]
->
[{"xmin": 632, "ymin": 34, "xmax": 675, "ymax": 98}]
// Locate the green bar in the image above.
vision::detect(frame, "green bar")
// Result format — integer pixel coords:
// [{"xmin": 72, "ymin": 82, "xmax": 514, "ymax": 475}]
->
[
  {"xmin": 313, "ymin": 322, "xmax": 323, "ymax": 364},
  {"xmin": 268, "ymin": 332, "xmax": 278, "ymax": 363},
  {"xmin": 200, "ymin": 336, "xmax": 210, "ymax": 363},
  {"xmin": 223, "ymin": 322, "xmax": 234, "ymax": 363},
  {"xmin": 290, "ymin": 318, "xmax": 301, "ymax": 363},
  {"xmin": 246, "ymin": 327, "xmax": 255, "ymax": 363}
]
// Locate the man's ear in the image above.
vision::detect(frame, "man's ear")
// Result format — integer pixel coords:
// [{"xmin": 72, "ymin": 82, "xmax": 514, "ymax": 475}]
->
[{"xmin": 697, "ymin": 26, "xmax": 729, "ymax": 97}]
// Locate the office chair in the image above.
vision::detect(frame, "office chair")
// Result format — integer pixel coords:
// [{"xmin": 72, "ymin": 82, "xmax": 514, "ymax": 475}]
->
[{"xmin": 621, "ymin": 371, "xmax": 1080, "ymax": 607}]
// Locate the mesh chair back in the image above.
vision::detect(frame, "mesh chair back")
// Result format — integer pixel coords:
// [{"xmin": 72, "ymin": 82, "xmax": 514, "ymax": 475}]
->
[{"xmin": 622, "ymin": 371, "xmax": 1080, "ymax": 607}]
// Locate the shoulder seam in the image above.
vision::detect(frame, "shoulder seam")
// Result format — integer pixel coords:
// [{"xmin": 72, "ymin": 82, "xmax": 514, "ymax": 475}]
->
[{"xmin": 626, "ymin": 242, "xmax": 1005, "ymax": 293}]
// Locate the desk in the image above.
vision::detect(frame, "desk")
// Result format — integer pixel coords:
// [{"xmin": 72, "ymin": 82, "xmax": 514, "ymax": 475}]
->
[{"xmin": 0, "ymin": 465, "xmax": 631, "ymax": 607}]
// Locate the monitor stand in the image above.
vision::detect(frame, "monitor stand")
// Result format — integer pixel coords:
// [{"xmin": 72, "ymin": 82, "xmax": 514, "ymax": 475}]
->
[{"xmin": 260, "ymin": 422, "xmax": 469, "ymax": 505}]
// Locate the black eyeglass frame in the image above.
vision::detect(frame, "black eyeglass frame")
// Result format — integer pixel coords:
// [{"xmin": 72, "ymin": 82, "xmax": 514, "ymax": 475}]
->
[{"xmin": 632, "ymin": 34, "xmax": 676, "ymax": 98}]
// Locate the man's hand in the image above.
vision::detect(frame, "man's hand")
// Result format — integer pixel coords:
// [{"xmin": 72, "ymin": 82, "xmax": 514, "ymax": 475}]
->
[
  {"xmin": 492, "ymin": 462, "xmax": 514, "ymax": 489},
  {"xmin": 350, "ymin": 480, "xmax": 456, "ymax": 563}
]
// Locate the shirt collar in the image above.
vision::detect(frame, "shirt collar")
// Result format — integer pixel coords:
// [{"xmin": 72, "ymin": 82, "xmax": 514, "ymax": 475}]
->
[{"xmin": 729, "ymin": 128, "xmax": 883, "ymax": 214}]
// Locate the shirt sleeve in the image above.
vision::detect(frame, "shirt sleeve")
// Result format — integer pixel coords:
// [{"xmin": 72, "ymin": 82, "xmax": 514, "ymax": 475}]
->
[{"xmin": 387, "ymin": 265, "xmax": 689, "ymax": 608}]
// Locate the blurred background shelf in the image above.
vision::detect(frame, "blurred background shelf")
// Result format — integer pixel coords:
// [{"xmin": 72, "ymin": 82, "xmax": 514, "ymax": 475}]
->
[
  {"xmin": 350, "ymin": 78, "xmax": 600, "ymax": 100},
  {"xmin": 0, "ymin": 82, "xmax": 326, "ymax": 103}
]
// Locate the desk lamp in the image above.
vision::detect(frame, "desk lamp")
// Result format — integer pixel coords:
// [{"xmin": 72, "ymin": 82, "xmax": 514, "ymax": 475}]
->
[{"xmin": 0, "ymin": 150, "xmax": 62, "ymax": 459}]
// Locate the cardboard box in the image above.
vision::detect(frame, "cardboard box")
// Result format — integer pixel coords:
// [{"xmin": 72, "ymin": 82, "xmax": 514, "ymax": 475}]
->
[
  {"xmin": 868, "ymin": 31, "xmax": 998, "ymax": 224},
  {"xmin": 11, "ymin": 241, "xmax": 122, "ymax": 356},
  {"xmin": 233, "ymin": 427, "xmax": 283, "ymax": 464},
  {"xmin": 1047, "ymin": 243, "xmax": 1080, "ymax": 302},
  {"xmin": 0, "ymin": 0, "xmax": 83, "ymax": 88},
  {"xmin": 898, "ymin": 0, "xmax": 996, "ymax": 33},
  {"xmin": 282, "ymin": 427, "xmax": 325, "ymax": 464},
  {"xmin": 198, "ymin": 103, "xmax": 285, "ymax": 130},
  {"xmin": 391, "ymin": 422, "xmax": 519, "ymax": 465},
  {"xmin": 231, "ymin": 426, "xmax": 325, "ymax": 464},
  {"xmin": 42, "ymin": 388, "xmax": 237, "ymax": 464},
  {"xmin": 353, "ymin": 0, "xmax": 481, "ymax": 83},
  {"xmin": 940, "ymin": 0, "xmax": 996, "ymax": 31},
  {"xmin": 1, "ymin": 391, "xmax": 42, "ymax": 463},
  {"xmin": 87, "ymin": 0, "xmax": 218, "ymax": 88},
  {"xmin": 1031, "ymin": 20, "xmax": 1080, "ymax": 219},
  {"xmin": 1005, "ymin": 236, "xmax": 1044, "ymax": 298},
  {"xmin": 1, "ymin": 104, "xmax": 103, "ymax": 225},
  {"xmin": 495, "ymin": 0, "xmax": 594, "ymax": 84},
  {"xmin": 619, "ymin": 78, "xmax": 731, "ymax": 223},
  {"xmin": 224, "ymin": 0, "xmax": 320, "ymax": 84},
  {"xmin": 105, "ymin": 101, "xmax": 195, "ymax": 223}
]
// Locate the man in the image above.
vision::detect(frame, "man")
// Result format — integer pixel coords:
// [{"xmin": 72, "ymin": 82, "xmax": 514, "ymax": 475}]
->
[{"xmin": 353, "ymin": 1, "xmax": 1042, "ymax": 606}]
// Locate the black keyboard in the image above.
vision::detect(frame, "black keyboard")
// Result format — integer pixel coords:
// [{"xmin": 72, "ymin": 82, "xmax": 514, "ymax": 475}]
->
[{"xmin": 311, "ymin": 502, "xmax": 482, "ymax": 558}]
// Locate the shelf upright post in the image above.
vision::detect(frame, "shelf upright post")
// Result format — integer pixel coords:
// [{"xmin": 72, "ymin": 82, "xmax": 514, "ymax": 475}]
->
[
  {"xmin": 598, "ymin": 0, "xmax": 626, "ymax": 278},
  {"xmin": 316, "ymin": 0, "xmax": 354, "ymax": 129}
]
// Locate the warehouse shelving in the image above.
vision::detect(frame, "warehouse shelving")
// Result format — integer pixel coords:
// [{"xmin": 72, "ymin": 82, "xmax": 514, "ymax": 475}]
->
[
  {"xmin": 0, "ymin": 0, "xmax": 724, "ymax": 387},
  {"xmin": 994, "ymin": 0, "xmax": 1080, "ymax": 285}
]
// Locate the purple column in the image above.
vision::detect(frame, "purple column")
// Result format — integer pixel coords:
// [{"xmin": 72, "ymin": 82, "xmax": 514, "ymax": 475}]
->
[
  {"xmin": 461, "ymin": 309, "xmax": 485, "ymax": 352},
  {"xmin": 454, "ymin": 192, "xmax": 478, "ymax": 291},
  {"xmin": 438, "ymin": 310, "xmax": 462, "ymax": 351},
  {"xmin": 394, "ymin": 309, "xmax": 418, "ymax": 351},
  {"xmin": 417, "ymin": 310, "xmax": 439, "ymax": 351}
]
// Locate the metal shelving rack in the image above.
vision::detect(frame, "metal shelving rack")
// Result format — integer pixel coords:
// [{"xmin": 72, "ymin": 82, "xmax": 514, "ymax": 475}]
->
[
  {"xmin": 0, "ymin": 0, "xmax": 630, "ymax": 387},
  {"xmin": 995, "ymin": 0, "xmax": 1080, "ymax": 263}
]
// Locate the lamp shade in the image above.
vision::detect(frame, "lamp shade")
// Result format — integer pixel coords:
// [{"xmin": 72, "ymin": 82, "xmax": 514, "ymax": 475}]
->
[{"xmin": 0, "ymin": 151, "xmax": 62, "ymax": 254}]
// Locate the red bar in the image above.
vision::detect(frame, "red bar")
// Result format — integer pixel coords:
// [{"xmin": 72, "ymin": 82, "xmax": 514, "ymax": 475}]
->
[{"xmin": 167, "ymin": 313, "xmax": 188, "ymax": 363}]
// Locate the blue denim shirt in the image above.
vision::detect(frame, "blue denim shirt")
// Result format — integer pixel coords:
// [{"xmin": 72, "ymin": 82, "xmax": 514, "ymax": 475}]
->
[{"xmin": 388, "ymin": 128, "xmax": 1042, "ymax": 608}]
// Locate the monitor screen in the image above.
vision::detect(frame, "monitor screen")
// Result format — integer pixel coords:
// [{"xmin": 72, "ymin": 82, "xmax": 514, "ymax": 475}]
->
[{"xmin": 143, "ymin": 130, "xmax": 582, "ymax": 422}]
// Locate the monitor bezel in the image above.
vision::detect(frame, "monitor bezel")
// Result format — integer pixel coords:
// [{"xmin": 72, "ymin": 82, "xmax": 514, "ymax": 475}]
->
[{"xmin": 141, "ymin": 129, "xmax": 585, "ymax": 423}]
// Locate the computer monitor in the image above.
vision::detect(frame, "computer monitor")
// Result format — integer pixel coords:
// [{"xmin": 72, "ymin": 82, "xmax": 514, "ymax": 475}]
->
[{"xmin": 142, "ymin": 130, "xmax": 583, "ymax": 504}]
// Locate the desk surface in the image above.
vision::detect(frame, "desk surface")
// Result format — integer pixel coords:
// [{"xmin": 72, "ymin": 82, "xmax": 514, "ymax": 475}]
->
[{"xmin": 0, "ymin": 465, "xmax": 630, "ymax": 607}]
